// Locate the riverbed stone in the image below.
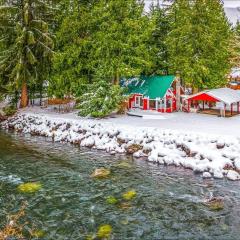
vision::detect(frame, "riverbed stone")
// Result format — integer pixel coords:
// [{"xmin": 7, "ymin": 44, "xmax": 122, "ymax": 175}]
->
[
  {"xmin": 205, "ymin": 197, "xmax": 224, "ymax": 210},
  {"xmin": 122, "ymin": 190, "xmax": 137, "ymax": 200},
  {"xmin": 126, "ymin": 144, "xmax": 143, "ymax": 154},
  {"xmin": 97, "ymin": 224, "xmax": 112, "ymax": 239},
  {"xmin": 91, "ymin": 168, "xmax": 111, "ymax": 179},
  {"xmin": 17, "ymin": 182, "xmax": 42, "ymax": 193}
]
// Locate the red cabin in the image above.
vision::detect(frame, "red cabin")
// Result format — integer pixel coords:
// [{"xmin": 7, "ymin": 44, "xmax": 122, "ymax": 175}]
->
[{"xmin": 124, "ymin": 75, "xmax": 178, "ymax": 113}]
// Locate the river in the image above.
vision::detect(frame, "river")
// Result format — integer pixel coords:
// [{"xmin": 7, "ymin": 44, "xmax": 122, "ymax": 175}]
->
[{"xmin": 0, "ymin": 130, "xmax": 240, "ymax": 240}]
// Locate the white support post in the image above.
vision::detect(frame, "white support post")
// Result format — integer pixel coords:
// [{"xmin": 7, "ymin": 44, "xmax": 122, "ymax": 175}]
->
[{"xmin": 164, "ymin": 96, "xmax": 167, "ymax": 113}]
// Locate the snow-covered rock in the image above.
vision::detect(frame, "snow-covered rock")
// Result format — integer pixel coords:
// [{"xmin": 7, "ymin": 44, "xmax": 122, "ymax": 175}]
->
[
  {"xmin": 2, "ymin": 113, "xmax": 240, "ymax": 181},
  {"xmin": 203, "ymin": 172, "xmax": 212, "ymax": 179},
  {"xmin": 213, "ymin": 170, "xmax": 224, "ymax": 179},
  {"xmin": 226, "ymin": 170, "xmax": 240, "ymax": 181},
  {"xmin": 234, "ymin": 157, "xmax": 240, "ymax": 171}
]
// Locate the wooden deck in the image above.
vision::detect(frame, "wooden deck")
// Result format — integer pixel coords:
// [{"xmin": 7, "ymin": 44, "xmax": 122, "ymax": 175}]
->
[
  {"xmin": 199, "ymin": 109, "xmax": 239, "ymax": 117},
  {"xmin": 42, "ymin": 98, "xmax": 76, "ymax": 113}
]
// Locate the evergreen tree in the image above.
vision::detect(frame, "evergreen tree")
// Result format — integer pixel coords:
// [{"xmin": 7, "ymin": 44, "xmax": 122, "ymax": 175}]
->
[
  {"xmin": 49, "ymin": 0, "xmax": 95, "ymax": 98},
  {"xmin": 51, "ymin": 0, "xmax": 153, "ymax": 98},
  {"xmin": 229, "ymin": 21, "xmax": 240, "ymax": 67},
  {"xmin": 235, "ymin": 21, "xmax": 240, "ymax": 35},
  {"xmin": 89, "ymin": 0, "xmax": 153, "ymax": 84},
  {"xmin": 0, "ymin": 0, "xmax": 54, "ymax": 107},
  {"xmin": 167, "ymin": 0, "xmax": 231, "ymax": 90},
  {"xmin": 148, "ymin": 2, "xmax": 170, "ymax": 75}
]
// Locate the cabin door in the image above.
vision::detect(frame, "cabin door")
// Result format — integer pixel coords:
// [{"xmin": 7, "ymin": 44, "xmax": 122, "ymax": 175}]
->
[
  {"xmin": 135, "ymin": 96, "xmax": 143, "ymax": 108},
  {"xmin": 156, "ymin": 99, "xmax": 164, "ymax": 111}
]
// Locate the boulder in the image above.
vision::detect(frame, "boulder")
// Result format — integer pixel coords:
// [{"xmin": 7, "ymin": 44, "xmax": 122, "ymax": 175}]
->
[
  {"xmin": 122, "ymin": 190, "xmax": 137, "ymax": 200},
  {"xmin": 126, "ymin": 144, "xmax": 143, "ymax": 154},
  {"xmin": 90, "ymin": 168, "xmax": 111, "ymax": 179},
  {"xmin": 203, "ymin": 172, "xmax": 212, "ymax": 179},
  {"xmin": 116, "ymin": 162, "xmax": 131, "ymax": 168},
  {"xmin": 181, "ymin": 144, "xmax": 197, "ymax": 157},
  {"xmin": 133, "ymin": 150, "xmax": 147, "ymax": 158},
  {"xmin": 213, "ymin": 170, "xmax": 223, "ymax": 179},
  {"xmin": 226, "ymin": 170, "xmax": 240, "ymax": 181},
  {"xmin": 117, "ymin": 137, "xmax": 126, "ymax": 145},
  {"xmin": 97, "ymin": 224, "xmax": 112, "ymax": 239},
  {"xmin": 216, "ymin": 143, "xmax": 225, "ymax": 149},
  {"xmin": 205, "ymin": 197, "xmax": 224, "ymax": 210},
  {"xmin": 17, "ymin": 182, "xmax": 42, "ymax": 193},
  {"xmin": 234, "ymin": 158, "xmax": 240, "ymax": 172}
]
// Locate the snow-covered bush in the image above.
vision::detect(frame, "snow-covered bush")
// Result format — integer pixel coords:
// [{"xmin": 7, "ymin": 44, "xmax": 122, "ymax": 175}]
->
[{"xmin": 76, "ymin": 81, "xmax": 125, "ymax": 118}]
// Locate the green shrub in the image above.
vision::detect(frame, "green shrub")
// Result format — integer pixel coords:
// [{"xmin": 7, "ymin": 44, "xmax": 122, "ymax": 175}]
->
[{"xmin": 3, "ymin": 105, "xmax": 17, "ymax": 116}]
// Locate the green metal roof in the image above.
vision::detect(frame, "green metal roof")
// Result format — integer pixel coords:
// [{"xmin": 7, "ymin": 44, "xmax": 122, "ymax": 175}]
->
[{"xmin": 125, "ymin": 75, "xmax": 175, "ymax": 99}]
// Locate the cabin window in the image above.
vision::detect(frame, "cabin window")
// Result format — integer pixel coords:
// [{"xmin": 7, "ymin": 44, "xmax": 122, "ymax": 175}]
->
[{"xmin": 149, "ymin": 100, "xmax": 156, "ymax": 109}]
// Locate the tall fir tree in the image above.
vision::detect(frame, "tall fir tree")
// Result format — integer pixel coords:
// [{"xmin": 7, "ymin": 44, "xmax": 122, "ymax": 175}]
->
[
  {"xmin": 148, "ymin": 2, "xmax": 170, "ymax": 75},
  {"xmin": 167, "ymin": 0, "xmax": 231, "ymax": 90},
  {"xmin": 0, "ymin": 0, "xmax": 54, "ymax": 107},
  {"xmin": 89, "ymin": 0, "xmax": 153, "ymax": 84},
  {"xmin": 229, "ymin": 21, "xmax": 240, "ymax": 68},
  {"xmin": 49, "ymin": 0, "xmax": 95, "ymax": 98}
]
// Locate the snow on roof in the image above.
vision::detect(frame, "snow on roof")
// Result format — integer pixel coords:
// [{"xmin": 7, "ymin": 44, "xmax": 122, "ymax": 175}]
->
[
  {"xmin": 230, "ymin": 68, "xmax": 240, "ymax": 78},
  {"xmin": 225, "ymin": 7, "xmax": 240, "ymax": 26},
  {"xmin": 187, "ymin": 88, "xmax": 240, "ymax": 105},
  {"xmin": 125, "ymin": 75, "xmax": 175, "ymax": 99}
]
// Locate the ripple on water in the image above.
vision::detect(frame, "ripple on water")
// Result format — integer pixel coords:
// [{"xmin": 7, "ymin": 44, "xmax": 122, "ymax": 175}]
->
[
  {"xmin": 0, "ymin": 131, "xmax": 240, "ymax": 239},
  {"xmin": 0, "ymin": 173, "xmax": 23, "ymax": 184}
]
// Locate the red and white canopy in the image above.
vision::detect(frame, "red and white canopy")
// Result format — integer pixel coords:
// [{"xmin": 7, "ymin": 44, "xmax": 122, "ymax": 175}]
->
[{"xmin": 187, "ymin": 88, "xmax": 240, "ymax": 105}]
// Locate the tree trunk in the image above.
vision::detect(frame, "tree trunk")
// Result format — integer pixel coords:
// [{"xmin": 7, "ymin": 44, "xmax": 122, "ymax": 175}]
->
[
  {"xmin": 39, "ymin": 85, "xmax": 42, "ymax": 106},
  {"xmin": 113, "ymin": 71, "xmax": 120, "ymax": 85},
  {"xmin": 20, "ymin": 82, "xmax": 28, "ymax": 108}
]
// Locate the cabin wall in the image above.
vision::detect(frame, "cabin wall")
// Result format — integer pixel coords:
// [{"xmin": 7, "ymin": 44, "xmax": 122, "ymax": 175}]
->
[{"xmin": 129, "ymin": 92, "xmax": 176, "ymax": 113}]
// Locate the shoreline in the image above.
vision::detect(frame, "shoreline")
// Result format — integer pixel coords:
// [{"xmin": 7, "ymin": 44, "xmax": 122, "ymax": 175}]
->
[{"xmin": 2, "ymin": 112, "xmax": 240, "ymax": 181}]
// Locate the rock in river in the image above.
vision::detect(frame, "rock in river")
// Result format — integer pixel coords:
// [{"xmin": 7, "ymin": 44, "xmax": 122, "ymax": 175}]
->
[
  {"xmin": 226, "ymin": 170, "xmax": 240, "ymax": 181},
  {"xmin": 91, "ymin": 168, "xmax": 111, "ymax": 179}
]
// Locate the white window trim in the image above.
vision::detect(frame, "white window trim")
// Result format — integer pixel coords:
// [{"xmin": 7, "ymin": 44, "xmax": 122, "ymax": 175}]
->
[{"xmin": 135, "ymin": 95, "xmax": 143, "ymax": 108}]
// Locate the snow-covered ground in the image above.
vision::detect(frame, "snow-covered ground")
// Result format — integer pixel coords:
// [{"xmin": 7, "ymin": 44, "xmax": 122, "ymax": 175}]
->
[
  {"xmin": 107, "ymin": 112, "xmax": 240, "ymax": 137},
  {"xmin": 20, "ymin": 106, "xmax": 240, "ymax": 137},
  {"xmin": 2, "ymin": 107, "xmax": 240, "ymax": 181}
]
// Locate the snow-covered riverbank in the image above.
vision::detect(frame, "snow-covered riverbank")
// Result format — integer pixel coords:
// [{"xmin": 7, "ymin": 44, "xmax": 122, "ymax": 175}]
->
[{"xmin": 2, "ymin": 112, "xmax": 240, "ymax": 181}]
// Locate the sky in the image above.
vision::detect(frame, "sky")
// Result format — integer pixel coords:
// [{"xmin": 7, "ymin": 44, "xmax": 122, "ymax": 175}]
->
[
  {"xmin": 224, "ymin": 0, "xmax": 240, "ymax": 7},
  {"xmin": 144, "ymin": 0, "xmax": 240, "ymax": 10}
]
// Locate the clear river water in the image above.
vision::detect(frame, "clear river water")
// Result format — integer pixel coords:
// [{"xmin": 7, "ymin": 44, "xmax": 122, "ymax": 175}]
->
[{"xmin": 0, "ymin": 130, "xmax": 240, "ymax": 240}]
